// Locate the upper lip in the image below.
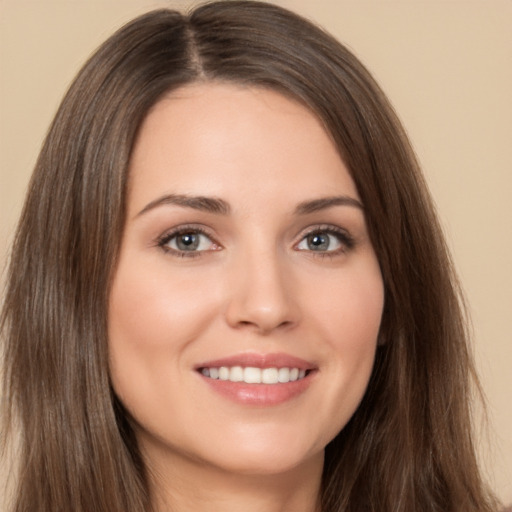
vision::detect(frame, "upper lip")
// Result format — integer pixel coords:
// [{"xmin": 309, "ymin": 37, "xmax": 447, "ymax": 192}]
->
[{"xmin": 195, "ymin": 352, "xmax": 316, "ymax": 371}]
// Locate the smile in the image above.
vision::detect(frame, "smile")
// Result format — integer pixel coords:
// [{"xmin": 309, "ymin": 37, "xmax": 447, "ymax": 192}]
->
[
  {"xmin": 200, "ymin": 366, "xmax": 308, "ymax": 384},
  {"xmin": 195, "ymin": 353, "xmax": 316, "ymax": 405}
]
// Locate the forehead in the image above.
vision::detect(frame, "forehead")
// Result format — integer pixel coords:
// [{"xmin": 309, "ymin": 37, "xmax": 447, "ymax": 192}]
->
[{"xmin": 127, "ymin": 82, "xmax": 359, "ymax": 213}]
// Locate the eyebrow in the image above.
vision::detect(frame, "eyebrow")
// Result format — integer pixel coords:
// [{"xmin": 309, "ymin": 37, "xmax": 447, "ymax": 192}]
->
[
  {"xmin": 136, "ymin": 193, "xmax": 363, "ymax": 218},
  {"xmin": 294, "ymin": 196, "xmax": 364, "ymax": 215},
  {"xmin": 137, "ymin": 194, "xmax": 231, "ymax": 217}
]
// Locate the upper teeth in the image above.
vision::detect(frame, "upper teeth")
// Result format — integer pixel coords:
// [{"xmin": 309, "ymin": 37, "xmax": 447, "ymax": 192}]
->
[{"xmin": 201, "ymin": 366, "xmax": 307, "ymax": 384}]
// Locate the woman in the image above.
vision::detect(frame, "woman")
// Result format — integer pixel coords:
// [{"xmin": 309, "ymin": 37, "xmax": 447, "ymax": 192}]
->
[{"xmin": 0, "ymin": 1, "xmax": 500, "ymax": 511}]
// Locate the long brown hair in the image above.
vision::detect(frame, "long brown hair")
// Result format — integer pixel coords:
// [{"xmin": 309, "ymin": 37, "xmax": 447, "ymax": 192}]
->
[{"xmin": 1, "ymin": 2, "xmax": 499, "ymax": 511}]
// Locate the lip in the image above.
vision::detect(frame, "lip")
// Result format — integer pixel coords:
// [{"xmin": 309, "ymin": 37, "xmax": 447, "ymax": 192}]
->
[
  {"xmin": 195, "ymin": 352, "xmax": 317, "ymax": 406},
  {"xmin": 195, "ymin": 352, "xmax": 315, "ymax": 371}
]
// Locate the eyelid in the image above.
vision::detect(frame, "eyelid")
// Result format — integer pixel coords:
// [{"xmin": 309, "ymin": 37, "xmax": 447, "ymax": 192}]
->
[
  {"xmin": 293, "ymin": 224, "xmax": 355, "ymax": 253},
  {"xmin": 155, "ymin": 224, "xmax": 222, "ymax": 256}
]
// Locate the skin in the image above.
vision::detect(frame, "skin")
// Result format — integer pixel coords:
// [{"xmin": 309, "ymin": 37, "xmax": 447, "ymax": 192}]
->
[{"xmin": 108, "ymin": 83, "xmax": 384, "ymax": 512}]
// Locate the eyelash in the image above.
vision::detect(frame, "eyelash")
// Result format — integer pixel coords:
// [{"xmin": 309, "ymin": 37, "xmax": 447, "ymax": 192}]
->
[
  {"xmin": 156, "ymin": 224, "xmax": 355, "ymax": 259},
  {"xmin": 156, "ymin": 225, "xmax": 220, "ymax": 258},
  {"xmin": 295, "ymin": 225, "xmax": 355, "ymax": 259}
]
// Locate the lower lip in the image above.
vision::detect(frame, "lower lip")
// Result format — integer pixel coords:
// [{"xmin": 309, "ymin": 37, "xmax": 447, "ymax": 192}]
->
[{"xmin": 199, "ymin": 372, "xmax": 315, "ymax": 406}]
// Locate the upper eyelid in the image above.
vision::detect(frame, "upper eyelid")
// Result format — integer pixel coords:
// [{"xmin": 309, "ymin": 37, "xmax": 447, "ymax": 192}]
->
[
  {"xmin": 158, "ymin": 223, "xmax": 216, "ymax": 238},
  {"xmin": 156, "ymin": 227, "xmax": 222, "ymax": 259},
  {"xmin": 156, "ymin": 224, "xmax": 219, "ymax": 247},
  {"xmin": 294, "ymin": 224, "xmax": 356, "ymax": 251},
  {"xmin": 295, "ymin": 223, "xmax": 352, "ymax": 239}
]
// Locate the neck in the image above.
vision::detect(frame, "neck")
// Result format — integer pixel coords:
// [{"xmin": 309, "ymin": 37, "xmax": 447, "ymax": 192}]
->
[{"xmin": 147, "ymin": 449, "xmax": 323, "ymax": 512}]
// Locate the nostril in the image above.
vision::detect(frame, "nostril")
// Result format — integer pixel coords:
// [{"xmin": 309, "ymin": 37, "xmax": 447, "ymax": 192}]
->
[
  {"xmin": 224, "ymin": 275, "xmax": 300, "ymax": 333},
  {"xmin": 233, "ymin": 318, "xmax": 294, "ymax": 334}
]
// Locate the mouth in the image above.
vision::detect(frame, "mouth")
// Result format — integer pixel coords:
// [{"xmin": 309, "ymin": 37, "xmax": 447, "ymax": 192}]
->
[{"xmin": 195, "ymin": 353, "xmax": 317, "ymax": 406}]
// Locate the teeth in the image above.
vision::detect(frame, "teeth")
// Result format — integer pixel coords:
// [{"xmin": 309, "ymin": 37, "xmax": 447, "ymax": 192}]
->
[
  {"xmin": 244, "ymin": 367, "xmax": 262, "ymax": 383},
  {"xmin": 201, "ymin": 366, "xmax": 308, "ymax": 384},
  {"xmin": 262, "ymin": 368, "xmax": 278, "ymax": 384},
  {"xmin": 230, "ymin": 366, "xmax": 244, "ymax": 382}
]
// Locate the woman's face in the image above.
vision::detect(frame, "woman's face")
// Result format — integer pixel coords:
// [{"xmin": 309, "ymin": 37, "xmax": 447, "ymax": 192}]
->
[{"xmin": 108, "ymin": 83, "xmax": 384, "ymax": 477}]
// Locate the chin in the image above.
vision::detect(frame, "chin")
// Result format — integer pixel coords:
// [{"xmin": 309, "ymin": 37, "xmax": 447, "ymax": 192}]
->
[
  {"xmin": 207, "ymin": 446, "xmax": 324, "ymax": 477},
  {"xmin": 191, "ymin": 426, "xmax": 327, "ymax": 477}
]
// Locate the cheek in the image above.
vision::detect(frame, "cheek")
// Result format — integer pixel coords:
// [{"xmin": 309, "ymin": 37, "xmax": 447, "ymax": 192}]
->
[
  {"xmin": 330, "ymin": 272, "xmax": 383, "ymax": 376},
  {"xmin": 306, "ymin": 263, "xmax": 383, "ymax": 431},
  {"xmin": 312, "ymin": 261, "xmax": 384, "ymax": 346},
  {"xmin": 107, "ymin": 261, "xmax": 219, "ymax": 402},
  {"xmin": 109, "ymin": 263, "xmax": 214, "ymax": 349}
]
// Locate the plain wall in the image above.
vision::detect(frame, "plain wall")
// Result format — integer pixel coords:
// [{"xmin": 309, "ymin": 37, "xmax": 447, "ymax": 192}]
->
[{"xmin": 1, "ymin": 0, "xmax": 511, "ymax": 504}]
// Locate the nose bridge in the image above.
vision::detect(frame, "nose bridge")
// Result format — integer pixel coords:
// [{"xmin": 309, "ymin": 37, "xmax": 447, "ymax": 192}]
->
[{"xmin": 225, "ymin": 241, "xmax": 298, "ymax": 333}]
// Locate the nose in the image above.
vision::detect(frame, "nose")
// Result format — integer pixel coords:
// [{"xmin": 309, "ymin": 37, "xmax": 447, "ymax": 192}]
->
[{"xmin": 224, "ymin": 249, "xmax": 300, "ymax": 335}]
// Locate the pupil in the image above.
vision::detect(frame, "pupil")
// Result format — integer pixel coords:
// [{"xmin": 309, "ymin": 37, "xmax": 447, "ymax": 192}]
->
[
  {"xmin": 308, "ymin": 233, "xmax": 329, "ymax": 251},
  {"xmin": 177, "ymin": 233, "xmax": 199, "ymax": 251}
]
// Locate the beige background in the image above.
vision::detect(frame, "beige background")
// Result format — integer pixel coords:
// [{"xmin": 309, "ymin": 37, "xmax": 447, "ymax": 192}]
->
[{"xmin": 1, "ymin": 0, "xmax": 511, "ymax": 504}]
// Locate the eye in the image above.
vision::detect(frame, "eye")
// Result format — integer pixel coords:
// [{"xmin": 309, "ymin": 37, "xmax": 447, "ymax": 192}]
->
[
  {"xmin": 158, "ymin": 227, "xmax": 220, "ymax": 256},
  {"xmin": 295, "ymin": 227, "xmax": 354, "ymax": 254}
]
